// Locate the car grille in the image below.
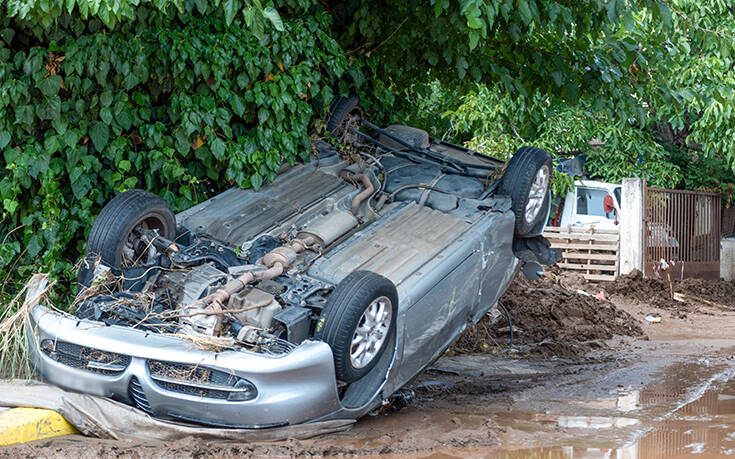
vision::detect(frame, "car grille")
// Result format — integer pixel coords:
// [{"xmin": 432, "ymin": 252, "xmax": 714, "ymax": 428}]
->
[
  {"xmin": 41, "ymin": 340, "xmax": 131, "ymax": 376},
  {"xmin": 128, "ymin": 376, "xmax": 154, "ymax": 415},
  {"xmin": 147, "ymin": 360, "xmax": 240, "ymax": 400}
]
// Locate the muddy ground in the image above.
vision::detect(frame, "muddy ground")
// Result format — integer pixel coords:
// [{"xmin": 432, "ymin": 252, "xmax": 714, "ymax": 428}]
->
[{"xmin": 3, "ymin": 270, "xmax": 735, "ymax": 458}]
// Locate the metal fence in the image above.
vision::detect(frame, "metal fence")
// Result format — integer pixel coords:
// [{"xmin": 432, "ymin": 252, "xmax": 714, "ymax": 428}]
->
[
  {"xmin": 644, "ymin": 187, "xmax": 721, "ymax": 279},
  {"xmin": 723, "ymin": 206, "xmax": 735, "ymax": 237}
]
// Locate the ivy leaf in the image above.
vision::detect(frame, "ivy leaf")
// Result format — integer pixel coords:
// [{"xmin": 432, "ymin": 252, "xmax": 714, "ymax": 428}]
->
[
  {"xmin": 469, "ymin": 30, "xmax": 480, "ymax": 50},
  {"xmin": 657, "ymin": 1, "xmax": 672, "ymax": 29},
  {"xmin": 29, "ymin": 153, "xmax": 50, "ymax": 178},
  {"xmin": 114, "ymin": 102, "xmax": 133, "ymax": 130},
  {"xmin": 251, "ymin": 171, "xmax": 263, "ymax": 190},
  {"xmin": 223, "ymin": 0, "xmax": 239, "ymax": 26},
  {"xmin": 231, "ymin": 94, "xmax": 246, "ymax": 117},
  {"xmin": 52, "ymin": 118, "xmax": 68, "ymax": 135},
  {"xmin": 100, "ymin": 90, "xmax": 113, "ymax": 107},
  {"xmin": 117, "ymin": 159, "xmax": 131, "ymax": 172},
  {"xmin": 15, "ymin": 105, "xmax": 34, "ymax": 126},
  {"xmin": 100, "ymin": 106, "xmax": 113, "ymax": 125},
  {"xmin": 37, "ymin": 75, "xmax": 61, "ymax": 97},
  {"xmin": 0, "ymin": 28, "xmax": 15, "ymax": 45},
  {"xmin": 263, "ymin": 6, "xmax": 284, "ymax": 32},
  {"xmin": 89, "ymin": 122, "xmax": 110, "ymax": 152},
  {"xmin": 210, "ymin": 137, "xmax": 226, "ymax": 160},
  {"xmin": 518, "ymin": 0, "xmax": 533, "ymax": 25},
  {"xmin": 27, "ymin": 234, "xmax": 42, "ymax": 257},
  {"xmin": 466, "ymin": 9, "xmax": 483, "ymax": 29},
  {"xmin": 37, "ymin": 96, "xmax": 61, "ymax": 121},
  {"xmin": 0, "ymin": 131, "xmax": 10, "ymax": 150},
  {"xmin": 456, "ymin": 57, "xmax": 468, "ymax": 79},
  {"xmin": 3, "ymin": 199, "xmax": 18, "ymax": 215}
]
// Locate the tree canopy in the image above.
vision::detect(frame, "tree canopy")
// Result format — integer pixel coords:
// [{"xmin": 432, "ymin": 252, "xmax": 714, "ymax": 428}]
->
[{"xmin": 0, "ymin": 0, "xmax": 734, "ymax": 294}]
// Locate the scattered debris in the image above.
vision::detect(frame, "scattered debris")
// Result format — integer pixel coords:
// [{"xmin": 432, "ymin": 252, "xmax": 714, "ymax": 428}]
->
[
  {"xmin": 673, "ymin": 292, "xmax": 732, "ymax": 311},
  {"xmin": 645, "ymin": 315, "xmax": 662, "ymax": 324}
]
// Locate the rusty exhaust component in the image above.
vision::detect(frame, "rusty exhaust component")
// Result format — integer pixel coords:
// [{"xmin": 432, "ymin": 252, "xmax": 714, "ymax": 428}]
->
[
  {"xmin": 184, "ymin": 171, "xmax": 373, "ymax": 333},
  {"xmin": 340, "ymin": 171, "xmax": 374, "ymax": 215},
  {"xmin": 189, "ymin": 235, "xmax": 318, "ymax": 332}
]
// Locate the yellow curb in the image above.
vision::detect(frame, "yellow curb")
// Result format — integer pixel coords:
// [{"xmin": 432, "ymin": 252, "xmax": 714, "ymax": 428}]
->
[{"xmin": 0, "ymin": 407, "xmax": 78, "ymax": 446}]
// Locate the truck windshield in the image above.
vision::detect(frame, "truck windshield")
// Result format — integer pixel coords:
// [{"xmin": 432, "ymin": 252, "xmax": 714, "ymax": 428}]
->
[{"xmin": 577, "ymin": 187, "xmax": 616, "ymax": 219}]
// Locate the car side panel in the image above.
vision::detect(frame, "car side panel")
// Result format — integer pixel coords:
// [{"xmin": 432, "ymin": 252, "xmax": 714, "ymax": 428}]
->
[
  {"xmin": 380, "ymin": 208, "xmax": 518, "ymax": 395},
  {"xmin": 473, "ymin": 210, "xmax": 520, "ymax": 321},
  {"xmin": 397, "ymin": 252, "xmax": 480, "ymax": 383}
]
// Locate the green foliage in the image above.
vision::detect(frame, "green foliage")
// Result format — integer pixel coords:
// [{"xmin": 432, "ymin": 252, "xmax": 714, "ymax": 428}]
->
[
  {"xmin": 1, "ymin": 0, "xmax": 735, "ymax": 305},
  {"xmin": 1, "ymin": 0, "xmax": 293, "ymax": 34},
  {"xmin": 330, "ymin": 0, "xmax": 674, "ymax": 112},
  {"xmin": 0, "ymin": 5, "xmax": 352, "ymax": 296}
]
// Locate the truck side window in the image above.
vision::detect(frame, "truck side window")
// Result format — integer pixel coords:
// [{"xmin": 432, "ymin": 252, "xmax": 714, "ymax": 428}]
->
[
  {"xmin": 576, "ymin": 187, "xmax": 615, "ymax": 219},
  {"xmin": 614, "ymin": 187, "xmax": 622, "ymax": 208}
]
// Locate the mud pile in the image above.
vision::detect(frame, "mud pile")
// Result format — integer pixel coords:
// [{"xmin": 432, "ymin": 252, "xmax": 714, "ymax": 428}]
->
[
  {"xmin": 453, "ymin": 275, "xmax": 644, "ymax": 358},
  {"xmin": 606, "ymin": 270, "xmax": 735, "ymax": 312}
]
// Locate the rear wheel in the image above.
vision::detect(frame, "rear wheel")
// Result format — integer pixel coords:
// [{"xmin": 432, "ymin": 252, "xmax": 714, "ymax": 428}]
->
[
  {"xmin": 499, "ymin": 146, "xmax": 552, "ymax": 236},
  {"xmin": 326, "ymin": 96, "xmax": 363, "ymax": 135},
  {"xmin": 315, "ymin": 270, "xmax": 398, "ymax": 383}
]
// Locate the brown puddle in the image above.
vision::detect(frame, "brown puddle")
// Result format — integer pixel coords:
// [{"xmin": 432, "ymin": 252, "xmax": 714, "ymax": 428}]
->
[
  {"xmin": 346, "ymin": 359, "xmax": 735, "ymax": 459},
  {"xmin": 4, "ymin": 353, "xmax": 735, "ymax": 458}
]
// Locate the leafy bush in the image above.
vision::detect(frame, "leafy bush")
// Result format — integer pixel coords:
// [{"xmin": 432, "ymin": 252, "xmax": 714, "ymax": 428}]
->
[{"xmin": 0, "ymin": 6, "xmax": 353, "ymax": 296}]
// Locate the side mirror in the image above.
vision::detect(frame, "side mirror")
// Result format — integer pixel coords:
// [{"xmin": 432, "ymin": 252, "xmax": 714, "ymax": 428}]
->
[
  {"xmin": 603, "ymin": 195, "xmax": 619, "ymax": 225},
  {"xmin": 603, "ymin": 195, "xmax": 615, "ymax": 213}
]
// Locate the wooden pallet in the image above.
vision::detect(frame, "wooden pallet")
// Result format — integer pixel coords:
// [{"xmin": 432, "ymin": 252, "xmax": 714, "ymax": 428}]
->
[{"xmin": 543, "ymin": 226, "xmax": 620, "ymax": 281}]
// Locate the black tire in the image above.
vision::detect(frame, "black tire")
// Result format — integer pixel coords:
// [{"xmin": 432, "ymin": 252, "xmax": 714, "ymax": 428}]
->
[
  {"xmin": 85, "ymin": 189, "xmax": 176, "ymax": 270},
  {"xmin": 499, "ymin": 146, "xmax": 553, "ymax": 236},
  {"xmin": 315, "ymin": 270, "xmax": 398, "ymax": 383},
  {"xmin": 326, "ymin": 96, "xmax": 362, "ymax": 134}
]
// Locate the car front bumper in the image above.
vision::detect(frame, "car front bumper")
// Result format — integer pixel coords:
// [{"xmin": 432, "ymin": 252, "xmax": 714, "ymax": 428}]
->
[{"xmin": 27, "ymin": 305, "xmax": 342, "ymax": 428}]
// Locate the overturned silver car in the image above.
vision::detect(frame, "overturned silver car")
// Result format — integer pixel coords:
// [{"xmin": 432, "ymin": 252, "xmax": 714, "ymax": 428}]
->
[{"xmin": 27, "ymin": 97, "xmax": 558, "ymax": 428}]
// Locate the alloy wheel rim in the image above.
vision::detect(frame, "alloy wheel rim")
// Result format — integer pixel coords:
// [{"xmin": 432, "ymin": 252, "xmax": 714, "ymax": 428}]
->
[
  {"xmin": 350, "ymin": 296, "xmax": 392, "ymax": 369},
  {"xmin": 524, "ymin": 165, "xmax": 550, "ymax": 224}
]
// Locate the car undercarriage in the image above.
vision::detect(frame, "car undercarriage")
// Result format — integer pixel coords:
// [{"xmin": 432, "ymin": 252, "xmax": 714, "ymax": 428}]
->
[{"xmin": 27, "ymin": 97, "xmax": 559, "ymax": 427}]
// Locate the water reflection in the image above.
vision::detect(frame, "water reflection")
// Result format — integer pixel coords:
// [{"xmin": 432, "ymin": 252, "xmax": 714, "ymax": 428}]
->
[{"xmin": 498, "ymin": 365, "xmax": 735, "ymax": 458}]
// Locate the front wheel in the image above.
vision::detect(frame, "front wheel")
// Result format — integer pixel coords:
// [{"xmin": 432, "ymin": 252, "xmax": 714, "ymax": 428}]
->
[
  {"xmin": 315, "ymin": 270, "xmax": 398, "ymax": 383},
  {"xmin": 85, "ymin": 189, "xmax": 176, "ymax": 270},
  {"xmin": 499, "ymin": 146, "xmax": 552, "ymax": 236}
]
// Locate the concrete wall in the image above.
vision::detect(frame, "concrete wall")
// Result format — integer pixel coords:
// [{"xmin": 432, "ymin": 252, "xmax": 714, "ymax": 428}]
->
[
  {"xmin": 722, "ymin": 238, "xmax": 735, "ymax": 281},
  {"xmin": 619, "ymin": 178, "xmax": 645, "ymax": 275}
]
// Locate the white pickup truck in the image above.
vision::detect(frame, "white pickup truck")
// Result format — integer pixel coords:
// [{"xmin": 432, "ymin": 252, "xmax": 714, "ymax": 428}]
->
[
  {"xmin": 556, "ymin": 179, "xmax": 678, "ymax": 254},
  {"xmin": 556, "ymin": 180, "xmax": 621, "ymax": 230}
]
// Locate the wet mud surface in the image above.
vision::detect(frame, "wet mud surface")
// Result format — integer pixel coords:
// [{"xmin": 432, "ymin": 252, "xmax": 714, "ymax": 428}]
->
[
  {"xmin": 607, "ymin": 269, "xmax": 735, "ymax": 314},
  {"xmin": 4, "ymin": 272, "xmax": 735, "ymax": 458}
]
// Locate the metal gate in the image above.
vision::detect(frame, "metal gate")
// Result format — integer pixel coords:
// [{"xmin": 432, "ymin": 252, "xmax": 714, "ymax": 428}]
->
[{"xmin": 644, "ymin": 187, "xmax": 721, "ymax": 279}]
